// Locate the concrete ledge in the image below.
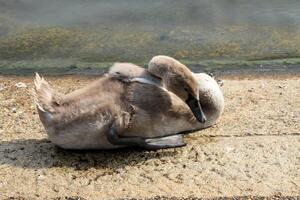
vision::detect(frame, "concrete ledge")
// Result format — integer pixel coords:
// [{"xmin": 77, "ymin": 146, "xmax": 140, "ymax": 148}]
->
[{"xmin": 0, "ymin": 77, "xmax": 299, "ymax": 199}]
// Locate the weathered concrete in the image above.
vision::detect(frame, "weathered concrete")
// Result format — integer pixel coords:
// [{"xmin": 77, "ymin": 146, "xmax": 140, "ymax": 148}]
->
[{"xmin": 0, "ymin": 75, "xmax": 299, "ymax": 199}]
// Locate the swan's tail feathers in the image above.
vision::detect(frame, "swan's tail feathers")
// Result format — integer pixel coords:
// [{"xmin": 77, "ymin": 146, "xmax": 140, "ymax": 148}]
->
[{"xmin": 33, "ymin": 73, "xmax": 62, "ymax": 113}]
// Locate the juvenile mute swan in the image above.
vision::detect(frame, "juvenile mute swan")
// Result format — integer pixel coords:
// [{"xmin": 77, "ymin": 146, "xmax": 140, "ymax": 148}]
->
[{"xmin": 34, "ymin": 56, "xmax": 224, "ymax": 150}]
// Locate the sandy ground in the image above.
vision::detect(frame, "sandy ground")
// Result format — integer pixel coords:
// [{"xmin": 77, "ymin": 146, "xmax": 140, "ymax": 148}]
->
[{"xmin": 0, "ymin": 75, "xmax": 299, "ymax": 200}]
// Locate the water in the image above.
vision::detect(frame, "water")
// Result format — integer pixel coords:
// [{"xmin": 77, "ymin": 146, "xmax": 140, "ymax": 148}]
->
[{"xmin": 0, "ymin": 0, "xmax": 300, "ymax": 74}]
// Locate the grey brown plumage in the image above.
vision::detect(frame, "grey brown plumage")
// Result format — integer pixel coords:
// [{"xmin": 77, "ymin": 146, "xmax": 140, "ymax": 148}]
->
[{"xmin": 33, "ymin": 56, "xmax": 224, "ymax": 149}]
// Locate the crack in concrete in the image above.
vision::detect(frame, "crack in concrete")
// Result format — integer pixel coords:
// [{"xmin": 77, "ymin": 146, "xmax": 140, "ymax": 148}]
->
[{"xmin": 202, "ymin": 132, "xmax": 300, "ymax": 138}]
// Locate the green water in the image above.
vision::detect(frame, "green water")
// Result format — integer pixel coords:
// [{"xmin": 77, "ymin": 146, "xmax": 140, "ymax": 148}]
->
[{"xmin": 0, "ymin": 0, "xmax": 300, "ymax": 75}]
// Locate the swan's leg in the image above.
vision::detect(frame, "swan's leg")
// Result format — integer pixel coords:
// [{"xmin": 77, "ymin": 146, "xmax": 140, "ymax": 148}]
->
[{"xmin": 107, "ymin": 127, "xmax": 186, "ymax": 150}]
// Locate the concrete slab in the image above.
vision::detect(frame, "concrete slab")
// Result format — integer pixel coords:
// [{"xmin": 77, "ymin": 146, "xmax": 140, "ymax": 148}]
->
[{"xmin": 0, "ymin": 76, "xmax": 299, "ymax": 199}]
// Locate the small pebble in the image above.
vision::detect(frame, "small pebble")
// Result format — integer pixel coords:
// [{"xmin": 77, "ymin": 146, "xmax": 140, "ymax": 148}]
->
[
  {"xmin": 278, "ymin": 85, "xmax": 287, "ymax": 89},
  {"xmin": 12, "ymin": 108, "xmax": 17, "ymax": 113},
  {"xmin": 52, "ymin": 185, "xmax": 59, "ymax": 192},
  {"xmin": 217, "ymin": 79, "xmax": 224, "ymax": 87},
  {"xmin": 37, "ymin": 175, "xmax": 46, "ymax": 181},
  {"xmin": 15, "ymin": 82, "xmax": 27, "ymax": 88}
]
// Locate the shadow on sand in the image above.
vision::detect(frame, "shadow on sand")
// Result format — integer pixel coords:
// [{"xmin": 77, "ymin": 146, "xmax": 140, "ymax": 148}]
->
[{"xmin": 0, "ymin": 138, "xmax": 179, "ymax": 170}]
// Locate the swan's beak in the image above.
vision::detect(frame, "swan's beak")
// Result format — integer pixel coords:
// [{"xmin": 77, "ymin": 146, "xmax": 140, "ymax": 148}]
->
[{"xmin": 186, "ymin": 94, "xmax": 206, "ymax": 123}]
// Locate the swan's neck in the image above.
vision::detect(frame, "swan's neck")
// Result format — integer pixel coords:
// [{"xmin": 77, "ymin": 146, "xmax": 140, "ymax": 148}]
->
[{"xmin": 131, "ymin": 73, "xmax": 224, "ymax": 127}]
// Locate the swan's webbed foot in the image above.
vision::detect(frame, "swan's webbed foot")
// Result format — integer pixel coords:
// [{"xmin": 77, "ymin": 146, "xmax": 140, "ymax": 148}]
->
[
  {"xmin": 107, "ymin": 127, "xmax": 186, "ymax": 150},
  {"xmin": 144, "ymin": 134, "xmax": 186, "ymax": 150}
]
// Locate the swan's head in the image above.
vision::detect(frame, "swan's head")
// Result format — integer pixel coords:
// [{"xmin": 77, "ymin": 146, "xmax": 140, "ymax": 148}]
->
[{"xmin": 148, "ymin": 55, "xmax": 206, "ymax": 123}]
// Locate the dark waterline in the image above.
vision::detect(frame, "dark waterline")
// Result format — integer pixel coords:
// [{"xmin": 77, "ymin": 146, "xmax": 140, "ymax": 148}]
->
[{"xmin": 0, "ymin": 59, "xmax": 299, "ymax": 77}]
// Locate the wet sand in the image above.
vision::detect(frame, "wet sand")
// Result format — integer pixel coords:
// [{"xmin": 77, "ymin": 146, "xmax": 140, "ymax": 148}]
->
[{"xmin": 0, "ymin": 75, "xmax": 299, "ymax": 199}]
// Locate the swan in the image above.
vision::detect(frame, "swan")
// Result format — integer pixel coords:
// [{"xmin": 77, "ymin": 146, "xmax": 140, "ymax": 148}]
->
[{"xmin": 33, "ymin": 56, "xmax": 224, "ymax": 150}]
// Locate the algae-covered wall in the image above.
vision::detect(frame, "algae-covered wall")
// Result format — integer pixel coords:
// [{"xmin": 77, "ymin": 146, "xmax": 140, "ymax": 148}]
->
[{"xmin": 1, "ymin": 0, "xmax": 300, "ymax": 63}]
